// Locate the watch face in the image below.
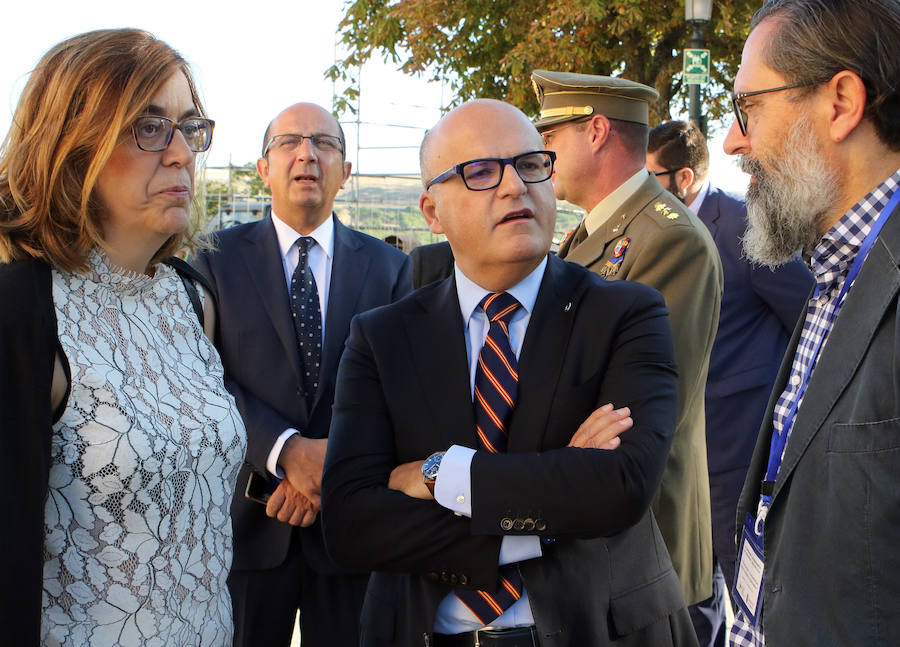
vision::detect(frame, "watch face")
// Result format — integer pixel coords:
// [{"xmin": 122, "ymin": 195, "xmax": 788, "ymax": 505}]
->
[{"xmin": 422, "ymin": 451, "xmax": 445, "ymax": 480}]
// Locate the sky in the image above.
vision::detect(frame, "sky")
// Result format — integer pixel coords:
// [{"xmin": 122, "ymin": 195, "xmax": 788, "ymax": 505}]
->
[{"xmin": 1, "ymin": 0, "xmax": 748, "ymax": 191}]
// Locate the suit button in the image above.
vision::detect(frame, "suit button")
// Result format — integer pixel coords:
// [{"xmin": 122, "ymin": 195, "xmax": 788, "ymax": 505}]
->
[
  {"xmin": 500, "ymin": 517, "xmax": 514, "ymax": 531},
  {"xmin": 449, "ymin": 574, "xmax": 458, "ymax": 585},
  {"xmin": 523, "ymin": 518, "xmax": 535, "ymax": 532},
  {"xmin": 535, "ymin": 519, "xmax": 547, "ymax": 531},
  {"xmin": 459, "ymin": 575, "xmax": 469, "ymax": 586},
  {"xmin": 428, "ymin": 572, "xmax": 439, "ymax": 582},
  {"xmin": 513, "ymin": 518, "xmax": 525, "ymax": 531}
]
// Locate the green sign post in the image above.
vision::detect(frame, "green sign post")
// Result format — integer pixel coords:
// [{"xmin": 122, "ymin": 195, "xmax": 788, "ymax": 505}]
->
[{"xmin": 684, "ymin": 48, "xmax": 710, "ymax": 85}]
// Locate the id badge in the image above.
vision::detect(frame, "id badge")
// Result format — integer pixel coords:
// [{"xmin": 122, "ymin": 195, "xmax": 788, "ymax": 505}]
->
[{"xmin": 733, "ymin": 512, "xmax": 765, "ymax": 626}]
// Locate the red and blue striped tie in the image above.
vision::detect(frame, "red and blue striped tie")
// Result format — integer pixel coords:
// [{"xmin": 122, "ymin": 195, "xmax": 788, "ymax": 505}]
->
[{"xmin": 456, "ymin": 291, "xmax": 524, "ymax": 624}]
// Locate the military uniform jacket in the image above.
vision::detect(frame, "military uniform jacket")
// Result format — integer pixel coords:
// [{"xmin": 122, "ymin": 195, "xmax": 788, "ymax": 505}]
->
[{"xmin": 559, "ymin": 172, "xmax": 723, "ymax": 605}]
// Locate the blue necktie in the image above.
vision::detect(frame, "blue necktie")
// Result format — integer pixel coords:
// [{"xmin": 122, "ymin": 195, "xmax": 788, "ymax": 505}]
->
[
  {"xmin": 290, "ymin": 237, "xmax": 322, "ymax": 404},
  {"xmin": 456, "ymin": 292, "xmax": 524, "ymax": 624}
]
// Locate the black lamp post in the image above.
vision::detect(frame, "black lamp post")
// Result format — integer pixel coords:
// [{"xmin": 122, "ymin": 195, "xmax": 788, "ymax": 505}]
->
[{"xmin": 685, "ymin": 0, "xmax": 713, "ymax": 136}]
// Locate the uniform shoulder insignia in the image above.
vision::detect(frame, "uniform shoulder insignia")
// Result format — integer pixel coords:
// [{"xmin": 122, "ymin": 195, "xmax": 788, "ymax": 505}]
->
[{"xmin": 653, "ymin": 201, "xmax": 679, "ymax": 220}]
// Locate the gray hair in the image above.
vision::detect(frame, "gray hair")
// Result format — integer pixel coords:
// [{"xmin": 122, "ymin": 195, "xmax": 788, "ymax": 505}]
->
[{"xmin": 752, "ymin": 0, "xmax": 900, "ymax": 150}]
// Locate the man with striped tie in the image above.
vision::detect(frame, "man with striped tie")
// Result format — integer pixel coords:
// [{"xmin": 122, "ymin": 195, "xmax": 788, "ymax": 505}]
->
[{"xmin": 322, "ymin": 99, "xmax": 698, "ymax": 647}]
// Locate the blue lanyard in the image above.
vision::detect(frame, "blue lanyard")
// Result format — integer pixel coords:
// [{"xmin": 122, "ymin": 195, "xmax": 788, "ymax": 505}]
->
[{"xmin": 761, "ymin": 189, "xmax": 900, "ymax": 505}]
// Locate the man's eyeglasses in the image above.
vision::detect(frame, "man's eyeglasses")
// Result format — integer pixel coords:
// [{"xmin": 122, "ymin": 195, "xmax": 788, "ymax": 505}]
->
[
  {"xmin": 539, "ymin": 117, "xmax": 591, "ymax": 146},
  {"xmin": 425, "ymin": 150, "xmax": 556, "ymax": 191},
  {"xmin": 654, "ymin": 169, "xmax": 677, "ymax": 177},
  {"xmin": 264, "ymin": 133, "xmax": 344, "ymax": 157},
  {"xmin": 132, "ymin": 115, "xmax": 215, "ymax": 152},
  {"xmin": 731, "ymin": 83, "xmax": 817, "ymax": 136}
]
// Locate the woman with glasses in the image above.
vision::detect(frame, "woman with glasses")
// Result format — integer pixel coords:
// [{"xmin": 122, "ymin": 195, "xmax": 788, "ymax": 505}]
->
[{"xmin": 0, "ymin": 29, "xmax": 246, "ymax": 646}]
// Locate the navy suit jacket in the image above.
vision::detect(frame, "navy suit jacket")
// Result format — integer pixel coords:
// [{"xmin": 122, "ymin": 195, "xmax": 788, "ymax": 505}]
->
[
  {"xmin": 322, "ymin": 255, "xmax": 698, "ymax": 647},
  {"xmin": 192, "ymin": 213, "xmax": 412, "ymax": 574},
  {"xmin": 697, "ymin": 186, "xmax": 812, "ymax": 475}
]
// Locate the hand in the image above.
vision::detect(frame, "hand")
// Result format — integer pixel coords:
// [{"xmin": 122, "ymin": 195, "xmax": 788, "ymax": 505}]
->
[
  {"xmin": 568, "ymin": 403, "xmax": 632, "ymax": 450},
  {"xmin": 278, "ymin": 436, "xmax": 328, "ymax": 508},
  {"xmin": 266, "ymin": 479, "xmax": 319, "ymax": 526},
  {"xmin": 388, "ymin": 460, "xmax": 433, "ymax": 500}
]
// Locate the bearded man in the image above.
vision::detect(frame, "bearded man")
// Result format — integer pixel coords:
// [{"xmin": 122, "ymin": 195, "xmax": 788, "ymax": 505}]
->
[{"xmin": 723, "ymin": 1, "xmax": 900, "ymax": 645}]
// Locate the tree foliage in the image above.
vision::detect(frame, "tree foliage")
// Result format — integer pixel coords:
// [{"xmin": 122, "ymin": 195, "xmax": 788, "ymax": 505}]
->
[{"xmin": 328, "ymin": 0, "xmax": 757, "ymax": 130}]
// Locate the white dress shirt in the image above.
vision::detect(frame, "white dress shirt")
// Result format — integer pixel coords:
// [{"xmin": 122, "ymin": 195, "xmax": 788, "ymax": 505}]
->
[
  {"xmin": 431, "ymin": 258, "xmax": 547, "ymax": 633},
  {"xmin": 687, "ymin": 181, "xmax": 710, "ymax": 216},
  {"xmin": 266, "ymin": 212, "xmax": 335, "ymax": 477}
]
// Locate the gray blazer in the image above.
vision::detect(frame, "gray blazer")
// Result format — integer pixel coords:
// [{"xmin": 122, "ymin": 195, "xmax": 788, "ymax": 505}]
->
[{"xmin": 736, "ymin": 200, "xmax": 900, "ymax": 645}]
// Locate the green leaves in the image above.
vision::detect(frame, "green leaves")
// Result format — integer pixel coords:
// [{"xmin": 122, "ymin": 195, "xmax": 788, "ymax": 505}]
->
[{"xmin": 332, "ymin": 0, "xmax": 757, "ymax": 132}]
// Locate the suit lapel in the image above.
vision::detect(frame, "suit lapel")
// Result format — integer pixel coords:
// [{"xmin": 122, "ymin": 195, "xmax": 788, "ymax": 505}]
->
[
  {"xmin": 773, "ymin": 208, "xmax": 900, "ymax": 500},
  {"xmin": 697, "ymin": 186, "xmax": 721, "ymax": 240},
  {"xmin": 240, "ymin": 216, "xmax": 307, "ymax": 411},
  {"xmin": 318, "ymin": 216, "xmax": 369, "ymax": 410},
  {"xmin": 404, "ymin": 277, "xmax": 478, "ymax": 450},
  {"xmin": 509, "ymin": 256, "xmax": 580, "ymax": 452},
  {"xmin": 562, "ymin": 173, "xmax": 664, "ymax": 268}
]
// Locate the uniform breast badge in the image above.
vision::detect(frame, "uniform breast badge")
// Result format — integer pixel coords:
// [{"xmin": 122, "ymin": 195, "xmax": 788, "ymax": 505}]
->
[
  {"xmin": 601, "ymin": 237, "xmax": 630, "ymax": 277},
  {"xmin": 654, "ymin": 201, "xmax": 679, "ymax": 219}
]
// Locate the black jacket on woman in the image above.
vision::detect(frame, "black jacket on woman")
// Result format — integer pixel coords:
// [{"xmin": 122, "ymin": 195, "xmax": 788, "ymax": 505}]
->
[{"xmin": 0, "ymin": 255, "xmax": 208, "ymax": 645}]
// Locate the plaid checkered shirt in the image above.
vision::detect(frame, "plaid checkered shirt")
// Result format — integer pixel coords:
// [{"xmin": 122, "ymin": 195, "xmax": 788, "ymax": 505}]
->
[{"xmin": 730, "ymin": 170, "xmax": 900, "ymax": 647}]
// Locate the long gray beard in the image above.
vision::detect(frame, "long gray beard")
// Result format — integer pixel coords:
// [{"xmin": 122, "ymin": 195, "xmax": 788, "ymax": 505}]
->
[{"xmin": 740, "ymin": 119, "xmax": 839, "ymax": 268}]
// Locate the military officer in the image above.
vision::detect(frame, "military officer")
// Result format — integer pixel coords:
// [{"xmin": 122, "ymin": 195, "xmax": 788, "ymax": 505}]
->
[{"xmin": 532, "ymin": 70, "xmax": 723, "ymax": 645}]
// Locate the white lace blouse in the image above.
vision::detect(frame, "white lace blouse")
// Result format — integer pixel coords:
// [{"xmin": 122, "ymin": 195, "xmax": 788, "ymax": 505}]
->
[{"xmin": 42, "ymin": 250, "xmax": 246, "ymax": 646}]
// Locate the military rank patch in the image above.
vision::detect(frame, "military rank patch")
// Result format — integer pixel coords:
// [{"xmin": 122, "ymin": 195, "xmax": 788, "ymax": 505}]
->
[{"xmin": 654, "ymin": 201, "xmax": 679, "ymax": 219}]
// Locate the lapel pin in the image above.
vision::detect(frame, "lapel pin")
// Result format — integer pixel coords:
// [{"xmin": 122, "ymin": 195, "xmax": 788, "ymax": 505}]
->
[{"xmin": 564, "ymin": 302, "xmax": 572, "ymax": 312}]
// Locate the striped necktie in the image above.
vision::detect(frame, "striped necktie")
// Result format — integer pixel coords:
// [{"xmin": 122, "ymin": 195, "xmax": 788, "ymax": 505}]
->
[
  {"xmin": 290, "ymin": 236, "xmax": 322, "ymax": 404},
  {"xmin": 456, "ymin": 291, "xmax": 524, "ymax": 624}
]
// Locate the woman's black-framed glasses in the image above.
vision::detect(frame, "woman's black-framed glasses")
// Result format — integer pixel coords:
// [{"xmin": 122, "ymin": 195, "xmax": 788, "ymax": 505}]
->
[
  {"xmin": 730, "ymin": 83, "xmax": 816, "ymax": 136},
  {"xmin": 425, "ymin": 150, "xmax": 556, "ymax": 191},
  {"xmin": 132, "ymin": 115, "xmax": 215, "ymax": 152}
]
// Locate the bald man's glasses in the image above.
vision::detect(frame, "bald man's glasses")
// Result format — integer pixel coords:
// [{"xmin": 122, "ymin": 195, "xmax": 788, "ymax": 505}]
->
[
  {"xmin": 425, "ymin": 151, "xmax": 556, "ymax": 191},
  {"xmin": 264, "ymin": 133, "xmax": 344, "ymax": 157}
]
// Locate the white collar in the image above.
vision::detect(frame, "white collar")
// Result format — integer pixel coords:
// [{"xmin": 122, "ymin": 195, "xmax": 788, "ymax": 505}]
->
[{"xmin": 271, "ymin": 211, "xmax": 335, "ymax": 260}]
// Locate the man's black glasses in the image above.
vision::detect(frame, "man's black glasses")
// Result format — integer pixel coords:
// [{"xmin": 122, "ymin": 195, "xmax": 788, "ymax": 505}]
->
[
  {"xmin": 425, "ymin": 150, "xmax": 556, "ymax": 191},
  {"xmin": 731, "ymin": 83, "xmax": 817, "ymax": 136}
]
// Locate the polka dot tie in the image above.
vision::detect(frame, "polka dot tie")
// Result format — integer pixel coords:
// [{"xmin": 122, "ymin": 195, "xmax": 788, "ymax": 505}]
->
[{"xmin": 290, "ymin": 237, "xmax": 322, "ymax": 404}]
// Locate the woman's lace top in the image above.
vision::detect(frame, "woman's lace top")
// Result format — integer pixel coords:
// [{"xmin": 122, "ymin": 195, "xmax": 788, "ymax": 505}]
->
[{"xmin": 42, "ymin": 250, "xmax": 246, "ymax": 646}]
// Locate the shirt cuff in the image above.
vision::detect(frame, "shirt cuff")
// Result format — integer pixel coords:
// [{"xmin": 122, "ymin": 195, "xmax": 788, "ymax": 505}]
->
[
  {"xmin": 267, "ymin": 428, "xmax": 300, "ymax": 478},
  {"xmin": 433, "ymin": 445, "xmax": 476, "ymax": 517},
  {"xmin": 499, "ymin": 536, "xmax": 542, "ymax": 565}
]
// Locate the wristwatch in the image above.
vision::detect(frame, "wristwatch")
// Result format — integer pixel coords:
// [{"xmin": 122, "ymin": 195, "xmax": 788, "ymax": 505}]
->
[{"xmin": 422, "ymin": 451, "xmax": 446, "ymax": 494}]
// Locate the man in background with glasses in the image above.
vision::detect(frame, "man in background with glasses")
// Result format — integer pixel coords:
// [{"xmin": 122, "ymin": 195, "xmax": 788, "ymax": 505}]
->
[
  {"xmin": 647, "ymin": 120, "xmax": 812, "ymax": 646},
  {"xmin": 722, "ymin": 1, "xmax": 900, "ymax": 645},
  {"xmin": 531, "ymin": 70, "xmax": 723, "ymax": 645},
  {"xmin": 321, "ymin": 98, "xmax": 698, "ymax": 647},
  {"xmin": 192, "ymin": 102, "xmax": 412, "ymax": 647}
]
